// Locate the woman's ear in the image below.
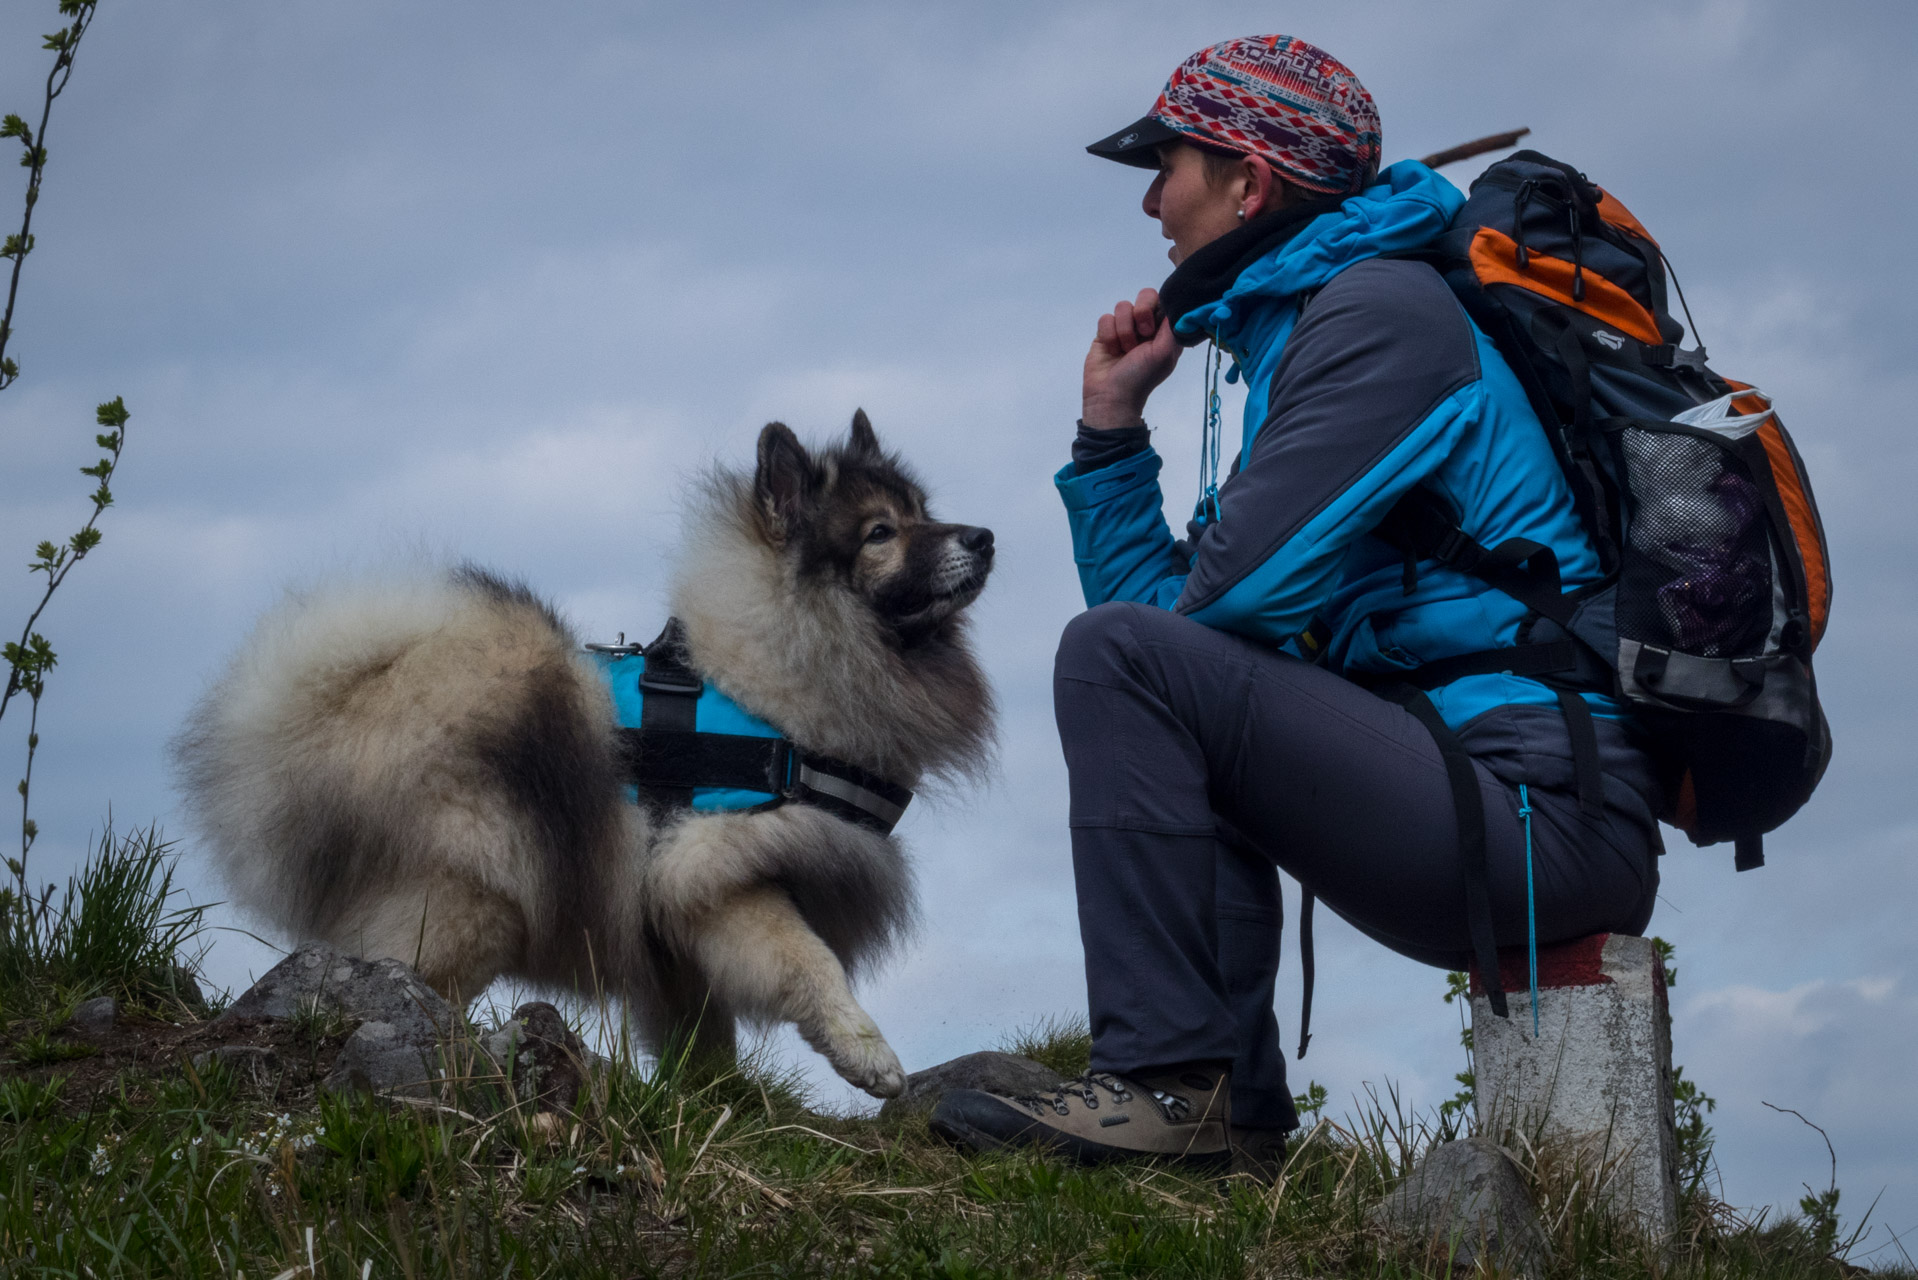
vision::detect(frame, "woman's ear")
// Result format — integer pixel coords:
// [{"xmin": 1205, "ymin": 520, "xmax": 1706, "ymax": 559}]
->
[
  {"xmin": 754, "ymin": 421, "xmax": 815, "ymax": 541},
  {"xmin": 1239, "ymin": 153, "xmax": 1282, "ymax": 221}
]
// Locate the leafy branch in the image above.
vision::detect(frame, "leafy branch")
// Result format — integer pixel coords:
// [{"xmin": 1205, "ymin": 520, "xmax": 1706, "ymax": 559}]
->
[
  {"xmin": 0, "ymin": 0, "xmax": 97, "ymax": 392},
  {"xmin": 1, "ymin": 2, "xmax": 124, "ymax": 911}
]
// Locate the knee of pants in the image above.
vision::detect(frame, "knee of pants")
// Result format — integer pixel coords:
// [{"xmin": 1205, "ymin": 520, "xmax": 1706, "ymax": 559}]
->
[{"xmin": 1055, "ymin": 601, "xmax": 1161, "ymax": 687}]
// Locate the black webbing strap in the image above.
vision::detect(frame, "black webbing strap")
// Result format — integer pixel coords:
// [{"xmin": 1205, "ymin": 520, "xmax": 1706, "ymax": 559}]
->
[
  {"xmin": 1554, "ymin": 687, "xmax": 1605, "ymax": 818},
  {"xmin": 638, "ymin": 619, "xmax": 701, "ymax": 814},
  {"xmin": 616, "ymin": 728, "xmax": 791, "ymax": 795},
  {"xmin": 1370, "ymin": 638, "xmax": 1583, "ymax": 692},
  {"xmin": 1734, "ymin": 835, "xmax": 1765, "ymax": 872},
  {"xmin": 1388, "ymin": 685, "xmax": 1507, "ymax": 1018},
  {"xmin": 1296, "ymin": 889, "xmax": 1316, "ymax": 1059},
  {"xmin": 1374, "ymin": 490, "xmax": 1576, "ymax": 632}
]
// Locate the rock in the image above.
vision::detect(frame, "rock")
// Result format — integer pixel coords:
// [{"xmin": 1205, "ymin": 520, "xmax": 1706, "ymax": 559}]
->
[
  {"xmin": 482, "ymin": 1002, "xmax": 591, "ymax": 1113},
  {"xmin": 1370, "ymin": 1137, "xmax": 1551, "ymax": 1279},
  {"xmin": 170, "ymin": 965, "xmax": 209, "ymax": 1014},
  {"xmin": 192, "ymin": 1045, "xmax": 281, "ymax": 1085},
  {"xmin": 1472, "ymin": 933, "xmax": 1678, "ymax": 1238},
  {"xmin": 220, "ymin": 942, "xmax": 452, "ymax": 1041},
  {"xmin": 878, "ymin": 1051, "xmax": 1064, "ymax": 1121},
  {"xmin": 69, "ymin": 995, "xmax": 118, "ymax": 1038},
  {"xmin": 220, "ymin": 942, "xmax": 455, "ymax": 1097},
  {"xmin": 322, "ymin": 1019, "xmax": 442, "ymax": 1097}
]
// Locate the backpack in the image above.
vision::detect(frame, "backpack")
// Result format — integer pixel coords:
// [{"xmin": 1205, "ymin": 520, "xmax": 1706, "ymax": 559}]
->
[{"xmin": 1378, "ymin": 150, "xmax": 1833, "ymax": 873}]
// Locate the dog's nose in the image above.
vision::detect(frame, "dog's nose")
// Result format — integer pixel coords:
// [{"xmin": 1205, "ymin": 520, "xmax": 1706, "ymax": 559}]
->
[{"xmin": 959, "ymin": 526, "xmax": 994, "ymax": 554}]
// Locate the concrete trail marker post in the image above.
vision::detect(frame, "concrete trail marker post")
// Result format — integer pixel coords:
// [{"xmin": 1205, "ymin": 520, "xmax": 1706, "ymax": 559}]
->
[{"xmin": 1470, "ymin": 933, "xmax": 1679, "ymax": 1239}]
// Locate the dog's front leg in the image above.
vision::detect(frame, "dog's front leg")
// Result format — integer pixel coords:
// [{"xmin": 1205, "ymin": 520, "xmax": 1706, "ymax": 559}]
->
[{"xmin": 688, "ymin": 885, "xmax": 906, "ymax": 1099}]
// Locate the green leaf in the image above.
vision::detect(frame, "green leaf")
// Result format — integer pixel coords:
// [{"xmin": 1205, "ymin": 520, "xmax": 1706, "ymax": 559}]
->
[
  {"xmin": 79, "ymin": 460, "xmax": 110, "ymax": 478},
  {"xmin": 90, "ymin": 484, "xmax": 111, "ymax": 508},
  {"xmin": 95, "ymin": 397, "xmax": 129, "ymax": 427},
  {"xmin": 0, "ymin": 115, "xmax": 28, "ymax": 140},
  {"xmin": 69, "ymin": 527, "xmax": 101, "ymax": 553},
  {"xmin": 94, "ymin": 432, "xmax": 120, "ymax": 449}
]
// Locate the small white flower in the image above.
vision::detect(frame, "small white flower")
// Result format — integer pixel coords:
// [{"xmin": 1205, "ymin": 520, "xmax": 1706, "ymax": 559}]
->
[
  {"xmin": 171, "ymin": 1150, "xmax": 182, "ymax": 1161},
  {"xmin": 191, "ymin": 1136, "xmax": 203, "ymax": 1147}
]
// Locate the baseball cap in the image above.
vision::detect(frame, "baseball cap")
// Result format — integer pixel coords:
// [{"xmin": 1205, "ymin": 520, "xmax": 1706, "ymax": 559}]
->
[{"xmin": 1086, "ymin": 35, "xmax": 1382, "ymax": 195}]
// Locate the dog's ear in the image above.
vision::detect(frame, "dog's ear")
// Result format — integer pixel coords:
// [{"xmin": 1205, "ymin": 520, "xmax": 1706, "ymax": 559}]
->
[
  {"xmin": 755, "ymin": 422, "xmax": 816, "ymax": 539},
  {"xmin": 848, "ymin": 408, "xmax": 881, "ymax": 458}
]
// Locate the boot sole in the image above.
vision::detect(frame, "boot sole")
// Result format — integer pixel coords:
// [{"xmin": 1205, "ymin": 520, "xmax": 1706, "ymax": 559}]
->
[{"xmin": 929, "ymin": 1089, "xmax": 1229, "ymax": 1174}]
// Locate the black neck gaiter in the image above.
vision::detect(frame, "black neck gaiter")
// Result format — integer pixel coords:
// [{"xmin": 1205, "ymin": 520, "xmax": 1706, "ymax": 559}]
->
[{"xmin": 1156, "ymin": 193, "xmax": 1347, "ymax": 344}]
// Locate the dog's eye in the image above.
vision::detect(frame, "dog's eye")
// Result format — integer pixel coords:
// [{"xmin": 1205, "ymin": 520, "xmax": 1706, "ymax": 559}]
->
[{"xmin": 864, "ymin": 523, "xmax": 895, "ymax": 545}]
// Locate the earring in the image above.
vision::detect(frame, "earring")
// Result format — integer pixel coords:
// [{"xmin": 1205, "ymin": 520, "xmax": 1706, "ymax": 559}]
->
[{"xmin": 1236, "ymin": 208, "xmax": 1246, "ymax": 220}]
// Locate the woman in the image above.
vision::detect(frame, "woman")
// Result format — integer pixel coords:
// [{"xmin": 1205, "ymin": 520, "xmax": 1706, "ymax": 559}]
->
[{"xmin": 931, "ymin": 35, "xmax": 1664, "ymax": 1177}]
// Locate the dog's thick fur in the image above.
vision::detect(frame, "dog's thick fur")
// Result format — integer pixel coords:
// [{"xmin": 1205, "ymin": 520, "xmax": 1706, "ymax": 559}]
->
[{"xmin": 174, "ymin": 414, "xmax": 994, "ymax": 1096}]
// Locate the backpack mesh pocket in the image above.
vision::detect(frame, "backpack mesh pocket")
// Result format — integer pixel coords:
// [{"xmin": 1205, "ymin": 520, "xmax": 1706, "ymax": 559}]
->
[{"xmin": 1613, "ymin": 423, "xmax": 1771, "ymax": 658}]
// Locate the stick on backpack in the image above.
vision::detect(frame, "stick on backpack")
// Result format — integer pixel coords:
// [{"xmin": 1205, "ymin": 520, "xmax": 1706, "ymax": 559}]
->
[{"xmin": 1383, "ymin": 150, "xmax": 1833, "ymax": 872}]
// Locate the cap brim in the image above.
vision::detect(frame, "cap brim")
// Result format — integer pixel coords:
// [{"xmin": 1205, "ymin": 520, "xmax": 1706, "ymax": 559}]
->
[{"xmin": 1085, "ymin": 115, "xmax": 1183, "ymax": 169}]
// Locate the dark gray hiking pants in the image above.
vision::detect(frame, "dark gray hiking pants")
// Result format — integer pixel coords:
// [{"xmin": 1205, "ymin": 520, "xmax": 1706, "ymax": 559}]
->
[{"xmin": 1054, "ymin": 602, "xmax": 1665, "ymax": 1132}]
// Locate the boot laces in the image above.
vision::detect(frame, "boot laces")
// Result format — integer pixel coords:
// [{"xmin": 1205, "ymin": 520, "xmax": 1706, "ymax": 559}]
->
[{"xmin": 1015, "ymin": 1071, "xmax": 1133, "ymax": 1117}]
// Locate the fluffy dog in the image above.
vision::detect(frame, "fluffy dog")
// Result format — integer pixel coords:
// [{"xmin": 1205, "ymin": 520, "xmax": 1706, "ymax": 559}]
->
[{"xmin": 175, "ymin": 413, "xmax": 994, "ymax": 1097}]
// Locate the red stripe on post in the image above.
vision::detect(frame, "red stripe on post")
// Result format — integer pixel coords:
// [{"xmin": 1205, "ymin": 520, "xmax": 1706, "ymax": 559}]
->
[{"xmin": 1468, "ymin": 933, "xmax": 1612, "ymax": 997}]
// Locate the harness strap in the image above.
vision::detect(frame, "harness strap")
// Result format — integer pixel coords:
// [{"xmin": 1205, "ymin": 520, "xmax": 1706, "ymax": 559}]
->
[
  {"xmin": 638, "ymin": 619, "xmax": 701, "ymax": 815},
  {"xmin": 1386, "ymin": 685, "xmax": 1507, "ymax": 1018},
  {"xmin": 621, "ymin": 619, "xmax": 914, "ymax": 837}
]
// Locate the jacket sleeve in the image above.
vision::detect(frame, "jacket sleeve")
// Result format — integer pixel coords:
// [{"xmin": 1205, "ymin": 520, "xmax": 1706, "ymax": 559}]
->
[
  {"xmin": 1054, "ymin": 448, "xmax": 1190, "ymax": 610},
  {"xmin": 1174, "ymin": 258, "xmax": 1484, "ymax": 644}
]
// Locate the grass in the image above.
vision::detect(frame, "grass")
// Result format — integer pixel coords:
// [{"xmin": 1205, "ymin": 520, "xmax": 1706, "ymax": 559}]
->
[{"xmin": 0, "ymin": 827, "xmax": 1904, "ymax": 1278}]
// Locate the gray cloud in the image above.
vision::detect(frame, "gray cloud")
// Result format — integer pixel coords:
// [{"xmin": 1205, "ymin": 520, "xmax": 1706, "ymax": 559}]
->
[{"xmin": 2, "ymin": 0, "xmax": 1913, "ymax": 1237}]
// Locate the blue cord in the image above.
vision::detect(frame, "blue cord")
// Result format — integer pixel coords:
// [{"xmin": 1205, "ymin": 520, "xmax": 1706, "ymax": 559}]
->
[
  {"xmin": 1198, "ymin": 342, "xmax": 1223, "ymax": 524},
  {"xmin": 1520, "ymin": 783, "xmax": 1539, "ymax": 1037}
]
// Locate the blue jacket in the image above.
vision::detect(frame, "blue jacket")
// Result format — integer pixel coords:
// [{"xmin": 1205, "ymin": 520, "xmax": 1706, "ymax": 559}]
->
[{"xmin": 1055, "ymin": 161, "xmax": 1616, "ymax": 729}]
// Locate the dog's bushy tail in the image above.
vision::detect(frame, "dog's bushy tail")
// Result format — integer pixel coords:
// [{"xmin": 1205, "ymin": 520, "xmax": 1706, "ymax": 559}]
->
[{"xmin": 172, "ymin": 567, "xmax": 617, "ymax": 946}]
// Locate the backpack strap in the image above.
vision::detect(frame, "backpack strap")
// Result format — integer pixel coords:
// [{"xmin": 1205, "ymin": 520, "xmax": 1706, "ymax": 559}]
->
[
  {"xmin": 1370, "ymin": 488, "xmax": 1610, "ymax": 821},
  {"xmin": 1296, "ymin": 888, "xmax": 1316, "ymax": 1059},
  {"xmin": 1383, "ymin": 685, "xmax": 1507, "ymax": 1019}
]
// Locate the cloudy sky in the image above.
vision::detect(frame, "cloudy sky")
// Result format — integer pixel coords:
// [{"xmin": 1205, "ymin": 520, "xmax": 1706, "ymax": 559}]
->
[{"xmin": 3, "ymin": 0, "xmax": 1913, "ymax": 1246}]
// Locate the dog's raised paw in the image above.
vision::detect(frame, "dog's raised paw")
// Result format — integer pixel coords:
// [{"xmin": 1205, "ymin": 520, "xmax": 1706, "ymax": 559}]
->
[{"xmin": 811, "ymin": 1010, "xmax": 906, "ymax": 1099}]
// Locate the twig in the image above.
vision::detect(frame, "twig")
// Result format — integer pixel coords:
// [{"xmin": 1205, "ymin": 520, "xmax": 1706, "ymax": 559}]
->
[
  {"xmin": 1762, "ymin": 1100, "xmax": 1838, "ymax": 1197},
  {"xmin": 0, "ymin": 2, "xmax": 97, "ymax": 391},
  {"xmin": 1420, "ymin": 128, "xmax": 1531, "ymax": 171}
]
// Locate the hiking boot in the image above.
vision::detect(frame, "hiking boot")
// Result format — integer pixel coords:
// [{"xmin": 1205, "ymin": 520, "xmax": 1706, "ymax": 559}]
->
[
  {"xmin": 1228, "ymin": 1125, "xmax": 1288, "ymax": 1183},
  {"xmin": 928, "ymin": 1065, "xmax": 1231, "ymax": 1171}
]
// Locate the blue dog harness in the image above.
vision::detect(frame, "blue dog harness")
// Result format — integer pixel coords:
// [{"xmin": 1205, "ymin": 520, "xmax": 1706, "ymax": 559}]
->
[{"xmin": 585, "ymin": 619, "xmax": 914, "ymax": 835}]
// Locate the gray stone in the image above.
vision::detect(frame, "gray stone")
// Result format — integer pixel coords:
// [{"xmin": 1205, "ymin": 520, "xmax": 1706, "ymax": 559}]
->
[
  {"xmin": 878, "ymin": 1051, "xmax": 1064, "ymax": 1120},
  {"xmin": 1370, "ymin": 1137, "xmax": 1551, "ymax": 1279},
  {"xmin": 221, "ymin": 943, "xmax": 456, "ymax": 1098},
  {"xmin": 69, "ymin": 995, "xmax": 118, "ymax": 1038},
  {"xmin": 481, "ymin": 1001, "xmax": 591, "ymax": 1113},
  {"xmin": 171, "ymin": 965, "xmax": 209, "ymax": 1014},
  {"xmin": 219, "ymin": 942, "xmax": 452, "ymax": 1042},
  {"xmin": 322, "ymin": 1019, "xmax": 442, "ymax": 1097},
  {"xmin": 192, "ymin": 1045, "xmax": 282, "ymax": 1084},
  {"xmin": 1472, "ymin": 933, "xmax": 1678, "ymax": 1238}
]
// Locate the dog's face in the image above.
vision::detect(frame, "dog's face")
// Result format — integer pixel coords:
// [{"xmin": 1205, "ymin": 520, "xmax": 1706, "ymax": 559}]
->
[{"xmin": 754, "ymin": 412, "xmax": 993, "ymax": 645}]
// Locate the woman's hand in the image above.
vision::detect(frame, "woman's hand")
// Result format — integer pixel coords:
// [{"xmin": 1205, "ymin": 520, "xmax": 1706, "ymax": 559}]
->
[{"xmin": 1082, "ymin": 288, "xmax": 1182, "ymax": 429}]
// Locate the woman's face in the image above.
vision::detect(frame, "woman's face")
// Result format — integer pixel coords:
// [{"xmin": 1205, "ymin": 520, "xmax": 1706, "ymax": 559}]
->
[{"xmin": 1142, "ymin": 143, "xmax": 1247, "ymax": 265}]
